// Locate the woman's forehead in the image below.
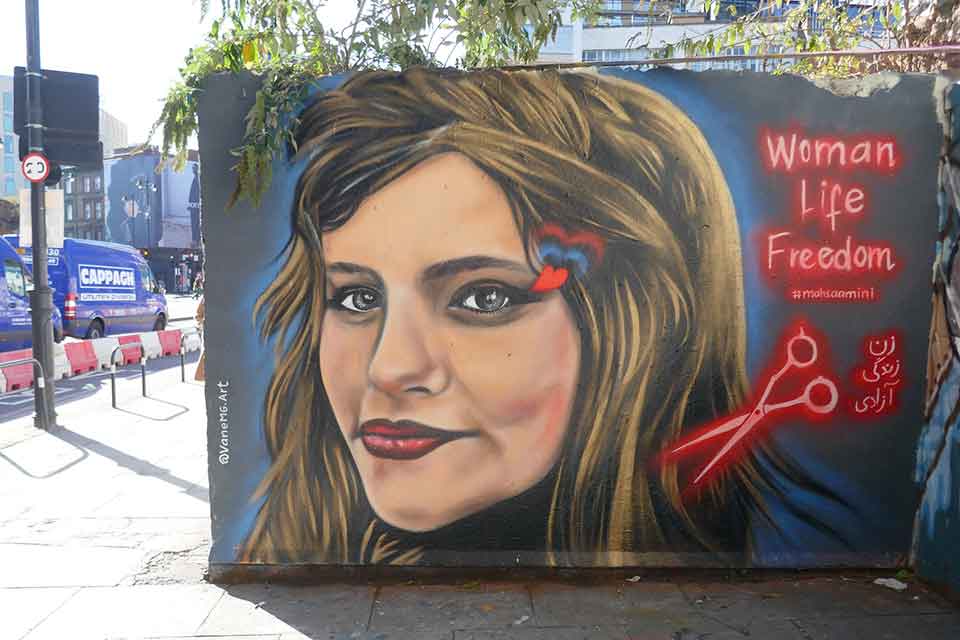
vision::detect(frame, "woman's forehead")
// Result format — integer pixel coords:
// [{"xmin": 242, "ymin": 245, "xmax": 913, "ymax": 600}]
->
[{"xmin": 321, "ymin": 153, "xmax": 528, "ymax": 274}]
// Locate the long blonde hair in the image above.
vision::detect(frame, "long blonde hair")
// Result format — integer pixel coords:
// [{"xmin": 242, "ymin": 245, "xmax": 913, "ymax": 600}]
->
[{"xmin": 240, "ymin": 68, "xmax": 773, "ymax": 565}]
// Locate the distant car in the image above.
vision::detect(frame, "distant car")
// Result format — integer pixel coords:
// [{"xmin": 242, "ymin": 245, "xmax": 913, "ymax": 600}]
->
[
  {"xmin": 6, "ymin": 236, "xmax": 168, "ymax": 339},
  {"xmin": 0, "ymin": 236, "xmax": 63, "ymax": 351}
]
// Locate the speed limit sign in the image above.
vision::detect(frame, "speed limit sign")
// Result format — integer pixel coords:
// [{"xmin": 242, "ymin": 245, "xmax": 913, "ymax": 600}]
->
[{"xmin": 21, "ymin": 153, "xmax": 51, "ymax": 184}]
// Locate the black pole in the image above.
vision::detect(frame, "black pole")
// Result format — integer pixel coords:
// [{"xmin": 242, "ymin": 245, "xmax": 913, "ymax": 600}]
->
[{"xmin": 25, "ymin": 0, "xmax": 56, "ymax": 430}]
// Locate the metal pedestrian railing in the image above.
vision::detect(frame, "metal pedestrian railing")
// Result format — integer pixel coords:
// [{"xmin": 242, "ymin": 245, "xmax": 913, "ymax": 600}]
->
[
  {"xmin": 109, "ymin": 339, "xmax": 148, "ymax": 408},
  {"xmin": 0, "ymin": 356, "xmax": 52, "ymax": 427},
  {"xmin": 1, "ymin": 329, "xmax": 205, "ymax": 420},
  {"xmin": 179, "ymin": 327, "xmax": 202, "ymax": 383}
]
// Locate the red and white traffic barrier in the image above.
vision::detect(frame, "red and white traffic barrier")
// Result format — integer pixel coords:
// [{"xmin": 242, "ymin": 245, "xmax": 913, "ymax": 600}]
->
[
  {"xmin": 63, "ymin": 341, "xmax": 99, "ymax": 376},
  {"xmin": 0, "ymin": 328, "xmax": 203, "ymax": 394},
  {"xmin": 0, "ymin": 349, "xmax": 36, "ymax": 393},
  {"xmin": 90, "ymin": 337, "xmax": 121, "ymax": 370},
  {"xmin": 53, "ymin": 342, "xmax": 70, "ymax": 380}
]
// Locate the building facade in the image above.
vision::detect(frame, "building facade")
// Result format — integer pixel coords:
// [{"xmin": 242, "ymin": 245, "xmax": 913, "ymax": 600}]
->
[
  {"xmin": 104, "ymin": 146, "xmax": 203, "ymax": 293},
  {"xmin": 0, "ymin": 76, "xmax": 24, "ymax": 202},
  {"xmin": 61, "ymin": 166, "xmax": 108, "ymax": 240},
  {"xmin": 535, "ymin": 1, "xmax": 886, "ymax": 70},
  {"xmin": 99, "ymin": 109, "xmax": 128, "ymax": 158},
  {"xmin": 0, "ymin": 73, "xmax": 130, "ymax": 241}
]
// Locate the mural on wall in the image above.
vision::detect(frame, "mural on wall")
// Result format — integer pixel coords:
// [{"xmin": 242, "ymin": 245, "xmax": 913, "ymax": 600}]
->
[
  {"xmin": 200, "ymin": 69, "xmax": 939, "ymax": 568},
  {"xmin": 105, "ymin": 153, "xmax": 161, "ymax": 247},
  {"xmin": 159, "ymin": 160, "xmax": 201, "ymax": 249},
  {"xmin": 104, "ymin": 154, "xmax": 201, "ymax": 249},
  {"xmin": 914, "ymin": 78, "xmax": 960, "ymax": 594}
]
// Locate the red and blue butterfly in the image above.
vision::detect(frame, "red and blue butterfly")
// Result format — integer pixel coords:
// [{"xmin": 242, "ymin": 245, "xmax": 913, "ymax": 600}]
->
[{"xmin": 530, "ymin": 224, "xmax": 606, "ymax": 293}]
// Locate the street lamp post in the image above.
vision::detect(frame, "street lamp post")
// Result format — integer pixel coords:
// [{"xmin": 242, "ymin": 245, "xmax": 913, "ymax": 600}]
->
[
  {"xmin": 24, "ymin": 0, "xmax": 56, "ymax": 430},
  {"xmin": 122, "ymin": 175, "xmax": 157, "ymax": 247},
  {"xmin": 134, "ymin": 176, "xmax": 157, "ymax": 247}
]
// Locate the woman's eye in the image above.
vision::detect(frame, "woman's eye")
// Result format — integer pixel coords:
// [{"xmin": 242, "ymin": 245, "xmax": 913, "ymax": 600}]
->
[
  {"xmin": 458, "ymin": 286, "xmax": 511, "ymax": 313},
  {"xmin": 334, "ymin": 288, "xmax": 382, "ymax": 313}
]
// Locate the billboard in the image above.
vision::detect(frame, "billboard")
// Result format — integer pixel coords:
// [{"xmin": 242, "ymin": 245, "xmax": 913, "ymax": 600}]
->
[
  {"xmin": 159, "ymin": 159, "xmax": 200, "ymax": 249},
  {"xmin": 104, "ymin": 153, "xmax": 200, "ymax": 249}
]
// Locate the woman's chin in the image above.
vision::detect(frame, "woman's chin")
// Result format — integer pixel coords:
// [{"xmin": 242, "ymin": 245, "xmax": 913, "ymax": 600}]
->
[{"xmin": 369, "ymin": 500, "xmax": 474, "ymax": 533}]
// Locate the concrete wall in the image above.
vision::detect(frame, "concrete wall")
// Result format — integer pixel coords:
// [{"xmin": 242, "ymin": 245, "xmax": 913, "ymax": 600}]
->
[
  {"xmin": 913, "ymin": 77, "xmax": 960, "ymax": 597},
  {"xmin": 199, "ymin": 68, "xmax": 941, "ymax": 573}
]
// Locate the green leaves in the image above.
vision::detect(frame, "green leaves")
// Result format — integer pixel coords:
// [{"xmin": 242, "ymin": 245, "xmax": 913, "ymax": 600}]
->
[
  {"xmin": 157, "ymin": 0, "xmax": 602, "ymax": 207},
  {"xmin": 675, "ymin": 0, "xmax": 913, "ymax": 79}
]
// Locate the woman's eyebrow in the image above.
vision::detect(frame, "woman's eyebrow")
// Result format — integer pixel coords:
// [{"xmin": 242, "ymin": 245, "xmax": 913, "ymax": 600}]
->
[
  {"xmin": 327, "ymin": 262, "xmax": 384, "ymax": 286},
  {"xmin": 422, "ymin": 256, "xmax": 530, "ymax": 282}
]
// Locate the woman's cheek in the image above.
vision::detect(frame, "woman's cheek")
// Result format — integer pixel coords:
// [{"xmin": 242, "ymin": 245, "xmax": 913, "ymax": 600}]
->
[
  {"xmin": 319, "ymin": 317, "xmax": 375, "ymax": 433},
  {"xmin": 449, "ymin": 301, "xmax": 580, "ymax": 437}
]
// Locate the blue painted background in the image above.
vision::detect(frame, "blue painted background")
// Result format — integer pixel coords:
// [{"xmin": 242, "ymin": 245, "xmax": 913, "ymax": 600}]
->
[{"xmin": 200, "ymin": 69, "xmax": 939, "ymax": 567}]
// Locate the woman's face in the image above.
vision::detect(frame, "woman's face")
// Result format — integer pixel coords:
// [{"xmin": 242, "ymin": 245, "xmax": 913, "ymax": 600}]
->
[{"xmin": 319, "ymin": 153, "xmax": 581, "ymax": 532}]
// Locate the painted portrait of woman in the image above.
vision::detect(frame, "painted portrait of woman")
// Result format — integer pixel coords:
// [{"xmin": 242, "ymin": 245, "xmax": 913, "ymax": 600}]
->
[{"xmin": 238, "ymin": 68, "xmax": 837, "ymax": 566}]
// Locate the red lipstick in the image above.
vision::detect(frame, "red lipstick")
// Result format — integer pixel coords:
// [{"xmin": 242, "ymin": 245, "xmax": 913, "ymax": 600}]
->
[{"xmin": 358, "ymin": 420, "xmax": 473, "ymax": 460}]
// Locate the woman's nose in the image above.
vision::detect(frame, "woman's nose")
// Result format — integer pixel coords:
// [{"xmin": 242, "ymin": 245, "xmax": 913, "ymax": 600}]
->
[{"xmin": 368, "ymin": 306, "xmax": 447, "ymax": 397}]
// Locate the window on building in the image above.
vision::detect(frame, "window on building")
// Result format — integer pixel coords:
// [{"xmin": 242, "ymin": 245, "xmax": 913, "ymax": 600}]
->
[
  {"xmin": 95, "ymin": 200, "xmax": 103, "ymax": 219},
  {"xmin": 2, "ymin": 134, "xmax": 12, "ymax": 155},
  {"xmin": 83, "ymin": 201, "xmax": 92, "ymax": 219},
  {"xmin": 582, "ymin": 48, "xmax": 655, "ymax": 63},
  {"xmin": 2, "ymin": 91, "xmax": 12, "ymax": 112},
  {"xmin": 2, "ymin": 113, "xmax": 12, "ymax": 131},
  {"xmin": 64, "ymin": 176, "xmax": 73, "ymax": 194},
  {"xmin": 65, "ymin": 201, "xmax": 73, "ymax": 221},
  {"xmin": 3, "ymin": 177, "xmax": 14, "ymax": 196},
  {"xmin": 82, "ymin": 176, "xmax": 91, "ymax": 193},
  {"xmin": 3, "ymin": 156, "xmax": 13, "ymax": 173},
  {"xmin": 93, "ymin": 175, "xmax": 102, "ymax": 192},
  {"xmin": 586, "ymin": 1, "xmax": 680, "ymax": 27}
]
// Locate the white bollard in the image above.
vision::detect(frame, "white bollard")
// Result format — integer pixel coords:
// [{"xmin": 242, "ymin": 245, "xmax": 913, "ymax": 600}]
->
[
  {"xmin": 138, "ymin": 332, "xmax": 163, "ymax": 360},
  {"xmin": 52, "ymin": 342, "xmax": 70, "ymax": 380},
  {"xmin": 182, "ymin": 332, "xmax": 203, "ymax": 353},
  {"xmin": 90, "ymin": 337, "xmax": 121, "ymax": 370}
]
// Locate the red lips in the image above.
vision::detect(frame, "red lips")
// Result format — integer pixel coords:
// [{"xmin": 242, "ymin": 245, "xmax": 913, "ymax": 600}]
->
[{"xmin": 358, "ymin": 420, "xmax": 473, "ymax": 460}]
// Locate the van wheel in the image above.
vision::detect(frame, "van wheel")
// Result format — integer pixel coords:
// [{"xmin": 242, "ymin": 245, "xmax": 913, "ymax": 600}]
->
[
  {"xmin": 153, "ymin": 315, "xmax": 166, "ymax": 332},
  {"xmin": 85, "ymin": 320, "xmax": 104, "ymax": 340}
]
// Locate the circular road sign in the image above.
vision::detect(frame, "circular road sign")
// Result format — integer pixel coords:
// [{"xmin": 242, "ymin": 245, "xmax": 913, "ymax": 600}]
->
[{"xmin": 21, "ymin": 153, "xmax": 51, "ymax": 184}]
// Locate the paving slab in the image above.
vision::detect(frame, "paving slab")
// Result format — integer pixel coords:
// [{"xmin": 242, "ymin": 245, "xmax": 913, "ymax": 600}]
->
[
  {"xmin": 198, "ymin": 584, "xmax": 375, "ymax": 636},
  {"xmin": 530, "ymin": 582, "xmax": 693, "ymax": 627},
  {"xmin": 0, "ymin": 543, "xmax": 145, "ymax": 588},
  {"xmin": 0, "ymin": 516, "xmax": 207, "ymax": 550},
  {"xmin": 454, "ymin": 620, "xmax": 807, "ymax": 640},
  {"xmin": 456, "ymin": 627, "xmax": 636, "ymax": 640},
  {"xmin": 279, "ymin": 632, "xmax": 452, "ymax": 640},
  {"xmin": 92, "ymin": 481, "xmax": 209, "ymax": 519},
  {"xmin": 793, "ymin": 612, "xmax": 960, "ymax": 640},
  {"xmin": 22, "ymin": 584, "xmax": 224, "ymax": 640},
  {"xmin": 680, "ymin": 576, "xmax": 954, "ymax": 630},
  {"xmin": 369, "ymin": 583, "xmax": 532, "ymax": 635},
  {"xmin": 154, "ymin": 637, "xmax": 278, "ymax": 640},
  {"xmin": 0, "ymin": 587, "xmax": 78, "ymax": 640}
]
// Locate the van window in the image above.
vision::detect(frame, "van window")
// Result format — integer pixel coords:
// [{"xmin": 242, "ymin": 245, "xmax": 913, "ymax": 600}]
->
[
  {"xmin": 4, "ymin": 260, "xmax": 26, "ymax": 298},
  {"xmin": 139, "ymin": 264, "xmax": 156, "ymax": 293}
]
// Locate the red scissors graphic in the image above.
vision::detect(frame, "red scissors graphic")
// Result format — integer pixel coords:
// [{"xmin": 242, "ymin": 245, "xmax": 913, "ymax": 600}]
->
[{"xmin": 673, "ymin": 328, "xmax": 839, "ymax": 485}]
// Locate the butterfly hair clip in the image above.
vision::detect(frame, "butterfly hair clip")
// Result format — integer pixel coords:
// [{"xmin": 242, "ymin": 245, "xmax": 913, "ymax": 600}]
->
[{"xmin": 530, "ymin": 224, "xmax": 606, "ymax": 293}]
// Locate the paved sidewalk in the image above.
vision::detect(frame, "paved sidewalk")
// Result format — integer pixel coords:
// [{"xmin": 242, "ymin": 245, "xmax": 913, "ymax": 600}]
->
[
  {"xmin": 165, "ymin": 295, "xmax": 201, "ymax": 322},
  {"xmin": 1, "ymin": 358, "xmax": 957, "ymax": 640}
]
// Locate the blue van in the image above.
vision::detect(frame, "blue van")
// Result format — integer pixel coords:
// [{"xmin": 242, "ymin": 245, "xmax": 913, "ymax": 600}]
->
[
  {"xmin": 0, "ymin": 236, "xmax": 63, "ymax": 351},
  {"xmin": 7, "ymin": 236, "xmax": 167, "ymax": 339}
]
